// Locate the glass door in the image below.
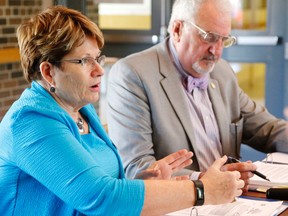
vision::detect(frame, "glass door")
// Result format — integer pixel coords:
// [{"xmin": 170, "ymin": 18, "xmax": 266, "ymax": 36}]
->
[
  {"xmin": 88, "ymin": 0, "xmax": 171, "ymax": 58},
  {"xmin": 223, "ymin": 0, "xmax": 288, "ymax": 119}
]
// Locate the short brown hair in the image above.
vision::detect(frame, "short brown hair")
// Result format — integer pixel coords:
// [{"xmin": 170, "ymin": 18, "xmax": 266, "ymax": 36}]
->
[{"xmin": 17, "ymin": 5, "xmax": 104, "ymax": 83}]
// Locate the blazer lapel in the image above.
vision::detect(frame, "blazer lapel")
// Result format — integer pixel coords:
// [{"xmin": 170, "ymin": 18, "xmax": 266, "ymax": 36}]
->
[
  {"xmin": 155, "ymin": 39, "xmax": 233, "ymax": 164},
  {"xmin": 208, "ymin": 79, "xmax": 232, "ymax": 156},
  {"xmin": 156, "ymin": 40, "xmax": 198, "ymax": 153}
]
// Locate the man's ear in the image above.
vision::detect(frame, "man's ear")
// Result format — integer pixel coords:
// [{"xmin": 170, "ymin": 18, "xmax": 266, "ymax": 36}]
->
[
  {"xmin": 171, "ymin": 20, "xmax": 183, "ymax": 42},
  {"xmin": 39, "ymin": 61, "xmax": 54, "ymax": 85}
]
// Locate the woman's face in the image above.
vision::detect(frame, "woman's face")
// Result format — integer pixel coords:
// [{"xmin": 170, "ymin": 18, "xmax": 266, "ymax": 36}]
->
[{"xmin": 51, "ymin": 36, "xmax": 104, "ymax": 111}]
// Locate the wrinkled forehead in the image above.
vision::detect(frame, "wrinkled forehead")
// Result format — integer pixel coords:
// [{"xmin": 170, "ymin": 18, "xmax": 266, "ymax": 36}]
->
[{"xmin": 195, "ymin": 2, "xmax": 232, "ymax": 35}]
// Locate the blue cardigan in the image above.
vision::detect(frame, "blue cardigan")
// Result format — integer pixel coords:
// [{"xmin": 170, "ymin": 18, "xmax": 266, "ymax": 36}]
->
[{"xmin": 0, "ymin": 81, "xmax": 145, "ymax": 215}]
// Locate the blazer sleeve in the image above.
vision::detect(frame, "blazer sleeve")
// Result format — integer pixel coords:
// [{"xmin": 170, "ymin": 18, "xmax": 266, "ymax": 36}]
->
[{"xmin": 107, "ymin": 58, "xmax": 158, "ymax": 179}]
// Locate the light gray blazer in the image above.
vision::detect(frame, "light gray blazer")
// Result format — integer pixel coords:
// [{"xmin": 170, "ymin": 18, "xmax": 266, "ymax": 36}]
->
[{"xmin": 107, "ymin": 38, "xmax": 288, "ymax": 178}]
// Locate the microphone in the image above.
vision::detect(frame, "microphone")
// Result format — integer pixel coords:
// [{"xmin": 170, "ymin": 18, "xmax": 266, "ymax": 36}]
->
[{"xmin": 266, "ymin": 188, "xmax": 288, "ymax": 200}]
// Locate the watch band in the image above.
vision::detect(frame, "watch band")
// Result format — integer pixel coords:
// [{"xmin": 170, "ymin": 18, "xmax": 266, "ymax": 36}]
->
[{"xmin": 192, "ymin": 180, "xmax": 205, "ymax": 206}]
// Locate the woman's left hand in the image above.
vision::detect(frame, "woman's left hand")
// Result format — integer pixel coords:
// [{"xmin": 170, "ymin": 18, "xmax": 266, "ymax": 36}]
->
[{"xmin": 135, "ymin": 149, "xmax": 193, "ymax": 180}]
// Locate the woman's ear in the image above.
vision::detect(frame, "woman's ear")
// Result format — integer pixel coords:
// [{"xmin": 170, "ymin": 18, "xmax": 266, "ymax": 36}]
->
[{"xmin": 39, "ymin": 61, "xmax": 54, "ymax": 85}]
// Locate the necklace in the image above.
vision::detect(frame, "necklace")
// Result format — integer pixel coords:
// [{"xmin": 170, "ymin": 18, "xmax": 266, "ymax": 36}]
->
[{"xmin": 76, "ymin": 117, "xmax": 84, "ymax": 133}]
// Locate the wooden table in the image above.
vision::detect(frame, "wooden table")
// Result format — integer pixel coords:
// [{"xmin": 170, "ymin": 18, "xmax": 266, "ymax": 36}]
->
[{"xmin": 243, "ymin": 191, "xmax": 288, "ymax": 215}]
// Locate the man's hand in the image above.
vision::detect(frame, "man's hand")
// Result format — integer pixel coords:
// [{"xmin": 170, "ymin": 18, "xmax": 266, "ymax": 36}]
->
[
  {"xmin": 200, "ymin": 156, "xmax": 245, "ymax": 205},
  {"xmin": 221, "ymin": 159, "xmax": 257, "ymax": 192},
  {"xmin": 135, "ymin": 149, "xmax": 193, "ymax": 180}
]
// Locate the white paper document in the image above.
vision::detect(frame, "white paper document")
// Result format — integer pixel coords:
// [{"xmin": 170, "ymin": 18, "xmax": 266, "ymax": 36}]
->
[
  {"xmin": 166, "ymin": 197, "xmax": 283, "ymax": 216},
  {"xmin": 249, "ymin": 161, "xmax": 288, "ymax": 189}
]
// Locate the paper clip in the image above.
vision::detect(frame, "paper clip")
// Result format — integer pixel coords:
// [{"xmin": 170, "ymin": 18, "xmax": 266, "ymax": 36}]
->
[
  {"xmin": 190, "ymin": 207, "xmax": 198, "ymax": 216},
  {"xmin": 265, "ymin": 153, "xmax": 273, "ymax": 164}
]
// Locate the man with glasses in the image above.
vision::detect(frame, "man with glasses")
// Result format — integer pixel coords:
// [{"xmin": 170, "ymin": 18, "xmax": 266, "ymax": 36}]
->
[{"xmin": 106, "ymin": 0, "xmax": 288, "ymax": 189}]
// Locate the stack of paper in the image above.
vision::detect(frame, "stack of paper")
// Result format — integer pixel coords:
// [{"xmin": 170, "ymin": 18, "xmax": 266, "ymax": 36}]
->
[
  {"xmin": 248, "ymin": 153, "xmax": 288, "ymax": 190},
  {"xmin": 166, "ymin": 197, "xmax": 284, "ymax": 216}
]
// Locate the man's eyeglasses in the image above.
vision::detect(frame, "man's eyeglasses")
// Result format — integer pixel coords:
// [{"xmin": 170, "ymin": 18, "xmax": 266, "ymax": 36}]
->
[
  {"xmin": 185, "ymin": 21, "xmax": 237, "ymax": 48},
  {"xmin": 53, "ymin": 55, "xmax": 106, "ymax": 69}
]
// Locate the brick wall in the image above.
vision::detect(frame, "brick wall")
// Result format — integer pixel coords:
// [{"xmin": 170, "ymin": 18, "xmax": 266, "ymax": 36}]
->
[{"xmin": 0, "ymin": 0, "xmax": 43, "ymax": 121}]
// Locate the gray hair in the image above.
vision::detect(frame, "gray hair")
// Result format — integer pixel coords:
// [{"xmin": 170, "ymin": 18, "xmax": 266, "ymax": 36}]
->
[{"xmin": 167, "ymin": 0, "xmax": 232, "ymax": 33}]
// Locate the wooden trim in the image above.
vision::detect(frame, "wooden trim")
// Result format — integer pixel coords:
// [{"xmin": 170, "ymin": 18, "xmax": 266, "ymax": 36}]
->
[{"xmin": 0, "ymin": 48, "xmax": 20, "ymax": 64}]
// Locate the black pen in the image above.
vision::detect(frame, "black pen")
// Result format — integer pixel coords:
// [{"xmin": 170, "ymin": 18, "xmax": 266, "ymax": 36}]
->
[{"xmin": 226, "ymin": 156, "xmax": 270, "ymax": 182}]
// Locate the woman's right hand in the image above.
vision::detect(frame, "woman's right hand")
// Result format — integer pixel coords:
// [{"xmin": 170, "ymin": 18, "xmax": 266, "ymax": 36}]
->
[
  {"xmin": 200, "ymin": 155, "xmax": 245, "ymax": 205},
  {"xmin": 135, "ymin": 149, "xmax": 193, "ymax": 180}
]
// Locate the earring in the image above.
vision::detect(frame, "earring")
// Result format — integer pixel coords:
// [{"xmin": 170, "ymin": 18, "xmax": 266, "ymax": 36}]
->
[{"xmin": 50, "ymin": 85, "xmax": 56, "ymax": 93}]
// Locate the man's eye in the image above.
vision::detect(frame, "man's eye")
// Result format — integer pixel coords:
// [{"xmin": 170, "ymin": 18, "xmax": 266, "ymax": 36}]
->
[{"xmin": 205, "ymin": 33, "xmax": 219, "ymax": 42}]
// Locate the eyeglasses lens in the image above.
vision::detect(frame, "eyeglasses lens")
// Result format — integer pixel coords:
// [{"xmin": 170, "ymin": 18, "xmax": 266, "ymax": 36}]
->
[
  {"xmin": 202, "ymin": 32, "xmax": 236, "ymax": 48},
  {"xmin": 97, "ymin": 55, "xmax": 105, "ymax": 67},
  {"xmin": 203, "ymin": 33, "xmax": 220, "ymax": 44},
  {"xmin": 83, "ymin": 56, "xmax": 105, "ymax": 69},
  {"xmin": 223, "ymin": 37, "xmax": 236, "ymax": 48}
]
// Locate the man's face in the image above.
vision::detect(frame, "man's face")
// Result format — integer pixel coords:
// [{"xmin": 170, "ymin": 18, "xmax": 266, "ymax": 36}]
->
[{"xmin": 172, "ymin": 5, "xmax": 232, "ymax": 77}]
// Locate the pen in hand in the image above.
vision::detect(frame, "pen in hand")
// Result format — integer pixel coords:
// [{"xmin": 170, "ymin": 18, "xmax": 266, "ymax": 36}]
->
[{"xmin": 226, "ymin": 156, "xmax": 270, "ymax": 182}]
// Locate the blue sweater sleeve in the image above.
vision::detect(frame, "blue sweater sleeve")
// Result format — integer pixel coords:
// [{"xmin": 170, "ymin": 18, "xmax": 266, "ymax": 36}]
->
[{"xmin": 11, "ymin": 105, "xmax": 145, "ymax": 215}]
